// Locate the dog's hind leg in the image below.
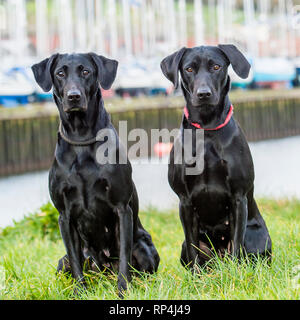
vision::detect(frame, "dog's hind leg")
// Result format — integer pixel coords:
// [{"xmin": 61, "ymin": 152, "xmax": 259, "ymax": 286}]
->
[
  {"xmin": 132, "ymin": 227, "xmax": 160, "ymax": 273},
  {"xmin": 57, "ymin": 254, "xmax": 71, "ymax": 274},
  {"xmin": 244, "ymin": 199, "xmax": 272, "ymax": 262}
]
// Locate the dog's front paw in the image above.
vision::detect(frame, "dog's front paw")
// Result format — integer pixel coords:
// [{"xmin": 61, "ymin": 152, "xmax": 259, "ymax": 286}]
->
[
  {"xmin": 117, "ymin": 273, "xmax": 131, "ymax": 298},
  {"xmin": 72, "ymin": 277, "xmax": 87, "ymax": 297}
]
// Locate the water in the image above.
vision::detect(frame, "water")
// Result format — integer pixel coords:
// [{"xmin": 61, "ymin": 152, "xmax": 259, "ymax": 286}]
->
[
  {"xmin": 0, "ymin": 171, "xmax": 49, "ymax": 227},
  {"xmin": 1, "ymin": 135, "xmax": 300, "ymax": 228}
]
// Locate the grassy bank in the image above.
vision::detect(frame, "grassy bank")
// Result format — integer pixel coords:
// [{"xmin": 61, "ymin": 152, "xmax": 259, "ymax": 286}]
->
[{"xmin": 0, "ymin": 199, "xmax": 299, "ymax": 300}]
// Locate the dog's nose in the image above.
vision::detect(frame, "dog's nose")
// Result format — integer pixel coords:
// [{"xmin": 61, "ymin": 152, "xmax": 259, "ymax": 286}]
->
[
  {"xmin": 67, "ymin": 89, "xmax": 81, "ymax": 102},
  {"xmin": 196, "ymin": 88, "xmax": 212, "ymax": 99}
]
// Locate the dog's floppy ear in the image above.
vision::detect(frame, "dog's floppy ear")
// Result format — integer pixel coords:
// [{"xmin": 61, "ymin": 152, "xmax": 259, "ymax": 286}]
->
[
  {"xmin": 218, "ymin": 44, "xmax": 251, "ymax": 79},
  {"xmin": 31, "ymin": 53, "xmax": 58, "ymax": 92},
  {"xmin": 160, "ymin": 47, "xmax": 187, "ymax": 89},
  {"xmin": 89, "ymin": 53, "xmax": 118, "ymax": 90}
]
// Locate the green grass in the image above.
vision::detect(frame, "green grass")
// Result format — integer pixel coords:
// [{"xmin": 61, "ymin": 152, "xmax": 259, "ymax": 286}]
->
[{"xmin": 0, "ymin": 199, "xmax": 299, "ymax": 300}]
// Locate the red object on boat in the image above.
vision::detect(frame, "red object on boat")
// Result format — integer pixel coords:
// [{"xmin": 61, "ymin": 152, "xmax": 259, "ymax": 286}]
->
[{"xmin": 154, "ymin": 142, "xmax": 173, "ymax": 157}]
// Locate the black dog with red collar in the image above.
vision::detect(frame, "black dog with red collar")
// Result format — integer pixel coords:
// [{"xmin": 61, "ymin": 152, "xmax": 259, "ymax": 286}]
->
[{"xmin": 161, "ymin": 44, "xmax": 272, "ymax": 268}]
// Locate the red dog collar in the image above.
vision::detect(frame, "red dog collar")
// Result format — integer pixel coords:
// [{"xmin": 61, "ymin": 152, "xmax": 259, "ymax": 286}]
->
[{"xmin": 184, "ymin": 105, "xmax": 234, "ymax": 131}]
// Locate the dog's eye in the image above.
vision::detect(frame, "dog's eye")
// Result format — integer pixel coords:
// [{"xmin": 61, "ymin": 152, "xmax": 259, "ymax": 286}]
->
[
  {"xmin": 186, "ymin": 67, "xmax": 193, "ymax": 73},
  {"xmin": 213, "ymin": 65, "xmax": 221, "ymax": 71},
  {"xmin": 56, "ymin": 71, "xmax": 65, "ymax": 78},
  {"xmin": 82, "ymin": 70, "xmax": 90, "ymax": 76}
]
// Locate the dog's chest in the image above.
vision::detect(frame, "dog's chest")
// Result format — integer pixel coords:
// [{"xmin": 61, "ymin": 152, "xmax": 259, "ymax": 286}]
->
[
  {"xmin": 51, "ymin": 150, "xmax": 107, "ymax": 211},
  {"xmin": 184, "ymin": 140, "xmax": 232, "ymax": 223},
  {"xmin": 187, "ymin": 139, "xmax": 230, "ymax": 192}
]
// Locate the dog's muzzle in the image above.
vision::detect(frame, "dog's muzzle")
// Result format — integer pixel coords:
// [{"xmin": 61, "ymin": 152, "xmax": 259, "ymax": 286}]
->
[{"xmin": 64, "ymin": 89, "xmax": 87, "ymax": 113}]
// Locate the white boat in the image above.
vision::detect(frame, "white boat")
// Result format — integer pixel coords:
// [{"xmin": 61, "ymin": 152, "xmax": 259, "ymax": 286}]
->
[
  {"xmin": 0, "ymin": 68, "xmax": 35, "ymax": 107},
  {"xmin": 252, "ymin": 57, "xmax": 296, "ymax": 84},
  {"xmin": 113, "ymin": 57, "xmax": 171, "ymax": 96}
]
